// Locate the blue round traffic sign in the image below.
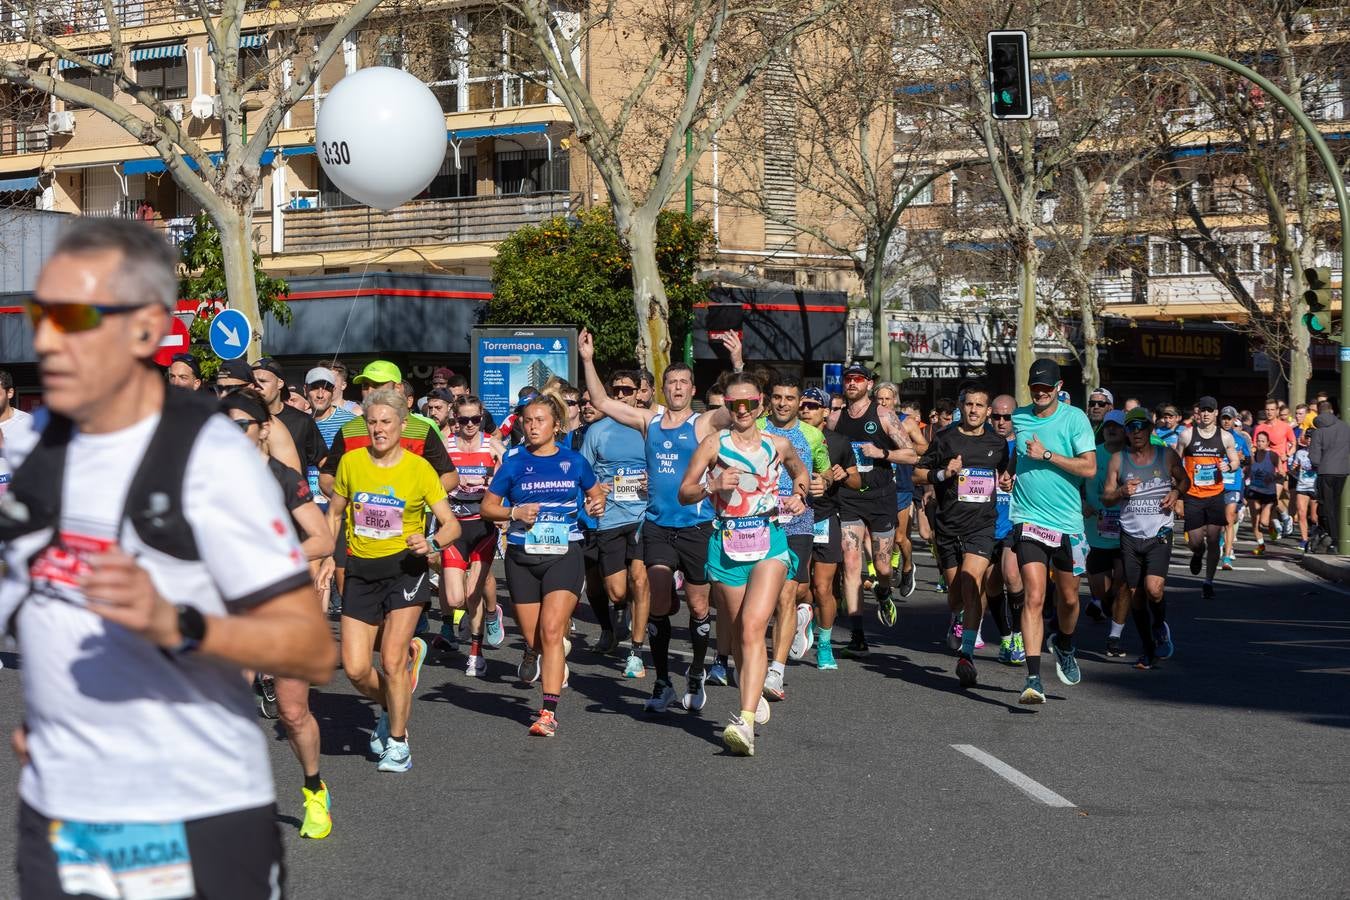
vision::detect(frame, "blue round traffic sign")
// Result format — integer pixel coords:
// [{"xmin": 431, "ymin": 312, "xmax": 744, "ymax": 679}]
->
[{"xmin": 208, "ymin": 308, "xmax": 250, "ymax": 360}]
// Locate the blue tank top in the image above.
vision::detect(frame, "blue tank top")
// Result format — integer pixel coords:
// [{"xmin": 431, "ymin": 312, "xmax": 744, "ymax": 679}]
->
[
  {"xmin": 893, "ymin": 411, "xmax": 915, "ymax": 494},
  {"xmin": 995, "ymin": 436, "xmax": 1014, "ymax": 539},
  {"xmin": 761, "ymin": 419, "xmax": 813, "ymax": 535},
  {"xmin": 645, "ymin": 412, "xmax": 712, "ymax": 526}
]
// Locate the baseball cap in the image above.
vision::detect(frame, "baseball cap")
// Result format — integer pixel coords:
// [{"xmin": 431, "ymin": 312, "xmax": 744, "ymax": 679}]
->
[
  {"xmin": 802, "ymin": 387, "xmax": 829, "ymax": 405},
  {"xmin": 1103, "ymin": 410, "xmax": 1126, "ymax": 426},
  {"xmin": 251, "ymin": 356, "xmax": 284, "ymax": 379},
  {"xmin": 843, "ymin": 362, "xmax": 873, "ymax": 379},
  {"xmin": 353, "ymin": 360, "xmax": 402, "ymax": 385},
  {"xmin": 1221, "ymin": 405, "xmax": 1240, "ymax": 419},
  {"xmin": 428, "ymin": 388, "xmax": 455, "ymax": 404},
  {"xmin": 216, "ymin": 358, "xmax": 254, "ymax": 383},
  {"xmin": 1124, "ymin": 408, "xmax": 1151, "ymax": 427},
  {"xmin": 1028, "ymin": 358, "xmax": 1061, "ymax": 387},
  {"xmin": 1196, "ymin": 395, "xmax": 1218, "ymax": 411},
  {"xmin": 432, "ymin": 367, "xmax": 455, "ymax": 381},
  {"xmin": 170, "ymin": 353, "xmax": 200, "ymax": 378},
  {"xmin": 305, "ymin": 366, "xmax": 338, "ymax": 387},
  {"xmin": 1089, "ymin": 386, "xmax": 1114, "ymax": 404}
]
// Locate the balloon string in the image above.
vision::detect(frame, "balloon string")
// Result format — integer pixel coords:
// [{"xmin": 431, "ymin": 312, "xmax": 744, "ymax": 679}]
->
[{"xmin": 329, "ymin": 255, "xmax": 375, "ymax": 366}]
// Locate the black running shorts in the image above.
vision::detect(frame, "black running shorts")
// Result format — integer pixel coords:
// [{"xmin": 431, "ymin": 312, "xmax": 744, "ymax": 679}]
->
[
  {"xmin": 642, "ymin": 520, "xmax": 713, "ymax": 584},
  {"xmin": 505, "ymin": 542, "xmax": 585, "ymax": 603}
]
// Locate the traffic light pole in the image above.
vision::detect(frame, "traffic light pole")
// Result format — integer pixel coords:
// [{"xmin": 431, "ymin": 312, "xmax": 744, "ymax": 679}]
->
[{"xmin": 1030, "ymin": 47, "xmax": 1350, "ymax": 554}]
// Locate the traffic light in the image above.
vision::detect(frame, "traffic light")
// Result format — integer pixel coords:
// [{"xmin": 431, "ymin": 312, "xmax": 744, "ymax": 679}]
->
[
  {"xmin": 1303, "ymin": 266, "xmax": 1336, "ymax": 335},
  {"xmin": 987, "ymin": 31, "xmax": 1032, "ymax": 119}
]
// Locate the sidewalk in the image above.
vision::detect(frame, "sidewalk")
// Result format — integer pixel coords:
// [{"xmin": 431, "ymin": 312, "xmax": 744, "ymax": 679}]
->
[{"xmin": 1298, "ymin": 551, "xmax": 1350, "ymax": 585}]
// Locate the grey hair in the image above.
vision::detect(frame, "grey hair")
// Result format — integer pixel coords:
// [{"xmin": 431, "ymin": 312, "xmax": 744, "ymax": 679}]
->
[
  {"xmin": 873, "ymin": 381, "xmax": 899, "ymax": 398},
  {"xmin": 53, "ymin": 218, "xmax": 178, "ymax": 311},
  {"xmin": 363, "ymin": 388, "xmax": 408, "ymax": 421}
]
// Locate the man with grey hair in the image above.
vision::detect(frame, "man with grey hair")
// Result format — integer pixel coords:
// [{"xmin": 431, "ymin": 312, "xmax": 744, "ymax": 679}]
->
[{"xmin": 1, "ymin": 218, "xmax": 335, "ymax": 895}]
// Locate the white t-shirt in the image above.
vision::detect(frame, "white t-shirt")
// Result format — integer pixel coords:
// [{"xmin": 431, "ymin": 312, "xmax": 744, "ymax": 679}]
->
[
  {"xmin": 0, "ymin": 412, "xmax": 310, "ymax": 822},
  {"xmin": 0, "ymin": 407, "xmax": 35, "ymax": 495}
]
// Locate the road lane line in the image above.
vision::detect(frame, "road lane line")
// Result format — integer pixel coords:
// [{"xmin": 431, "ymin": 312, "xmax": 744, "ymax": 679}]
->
[{"xmin": 950, "ymin": 744, "xmax": 1075, "ymax": 808}]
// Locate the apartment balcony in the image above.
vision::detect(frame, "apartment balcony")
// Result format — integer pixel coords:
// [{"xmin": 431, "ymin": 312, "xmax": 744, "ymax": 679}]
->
[
  {"xmin": 0, "ymin": 124, "xmax": 48, "ymax": 155},
  {"xmin": 3, "ymin": 0, "xmax": 288, "ymax": 39},
  {"xmin": 1090, "ymin": 274, "xmax": 1143, "ymax": 305},
  {"xmin": 279, "ymin": 191, "xmax": 573, "ymax": 254}
]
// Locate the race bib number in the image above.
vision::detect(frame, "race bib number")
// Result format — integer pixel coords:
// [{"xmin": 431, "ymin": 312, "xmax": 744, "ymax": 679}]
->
[
  {"xmin": 722, "ymin": 516, "xmax": 770, "ymax": 562},
  {"xmin": 956, "ymin": 467, "xmax": 995, "ymax": 503},
  {"xmin": 456, "ymin": 465, "xmax": 490, "ymax": 494},
  {"xmin": 525, "ymin": 511, "xmax": 570, "ymax": 555},
  {"xmin": 850, "ymin": 442, "xmax": 874, "ymax": 473},
  {"xmin": 29, "ymin": 531, "xmax": 117, "ymax": 604},
  {"xmin": 352, "ymin": 492, "xmax": 406, "ymax": 540},
  {"xmin": 1193, "ymin": 463, "xmax": 1218, "ymax": 487},
  {"xmin": 813, "ymin": 518, "xmax": 830, "ymax": 545},
  {"xmin": 1223, "ymin": 466, "xmax": 1241, "ymax": 489},
  {"xmin": 614, "ymin": 466, "xmax": 646, "ymax": 503},
  {"xmin": 1298, "ymin": 469, "xmax": 1317, "ymax": 491},
  {"xmin": 52, "ymin": 820, "xmax": 194, "ymax": 900},
  {"xmin": 1096, "ymin": 508, "xmax": 1121, "ymax": 539},
  {"xmin": 1021, "ymin": 522, "xmax": 1063, "ymax": 548}
]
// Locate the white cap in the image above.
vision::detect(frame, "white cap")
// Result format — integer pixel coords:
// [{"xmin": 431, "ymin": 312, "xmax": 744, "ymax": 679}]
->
[{"xmin": 305, "ymin": 366, "xmax": 338, "ymax": 387}]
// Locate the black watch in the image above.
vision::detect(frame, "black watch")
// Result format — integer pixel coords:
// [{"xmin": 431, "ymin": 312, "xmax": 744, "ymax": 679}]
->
[
  {"xmin": 1042, "ymin": 450, "xmax": 1052, "ymax": 461},
  {"xmin": 173, "ymin": 604, "xmax": 207, "ymax": 654}
]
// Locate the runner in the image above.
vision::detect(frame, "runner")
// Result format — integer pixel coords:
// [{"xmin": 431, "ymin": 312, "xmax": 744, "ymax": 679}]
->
[
  {"xmin": 798, "ymin": 387, "xmax": 860, "ymax": 670},
  {"xmin": 1219, "ymin": 405, "xmax": 1252, "ymax": 569},
  {"xmin": 677, "ymin": 373, "xmax": 809, "ymax": 756},
  {"xmin": 444, "ymin": 394, "xmax": 508, "ymax": 676},
  {"xmin": 165, "ymin": 353, "xmax": 202, "ymax": 391},
  {"xmin": 1254, "ymin": 398, "xmax": 1297, "ymax": 538},
  {"xmin": 1246, "ymin": 432, "xmax": 1280, "ymax": 556},
  {"xmin": 328, "ymin": 361, "xmax": 365, "ymax": 415},
  {"xmin": 1083, "ymin": 411, "xmax": 1130, "ymax": 656},
  {"xmin": 828, "ymin": 363, "xmax": 923, "ymax": 657},
  {"xmin": 759, "ymin": 372, "xmax": 830, "ymax": 700},
  {"xmin": 1177, "ymin": 396, "xmax": 1242, "ymax": 598},
  {"xmin": 1009, "ymin": 359, "xmax": 1098, "ymax": 705},
  {"xmin": 1308, "ymin": 399, "xmax": 1349, "ymax": 552},
  {"xmin": 328, "ymin": 389, "xmax": 460, "ymax": 772},
  {"xmin": 424, "ymin": 388, "xmax": 454, "ymax": 440},
  {"xmin": 481, "ymin": 393, "xmax": 606, "ymax": 737},
  {"xmin": 914, "ymin": 383, "xmax": 1010, "ymax": 687},
  {"xmin": 2, "ymin": 218, "xmax": 333, "ymax": 896},
  {"xmin": 876, "ymin": 386, "xmax": 922, "ymax": 598},
  {"xmin": 1153, "ymin": 403, "xmax": 1182, "ymax": 449},
  {"xmin": 1292, "ymin": 433, "xmax": 1318, "ymax": 552},
  {"xmin": 1102, "ymin": 407, "xmax": 1188, "ymax": 668},
  {"xmin": 579, "ymin": 330, "xmax": 730, "ymax": 713},
  {"xmin": 984, "ymin": 394, "xmax": 1026, "ymax": 665},
  {"xmin": 579, "ymin": 368, "xmax": 650, "ymax": 659},
  {"xmin": 222, "ymin": 388, "xmax": 336, "ymax": 839},
  {"xmin": 252, "ymin": 356, "xmax": 327, "ymax": 494},
  {"xmin": 306, "ymin": 366, "xmax": 356, "ymax": 612},
  {"xmin": 1086, "ymin": 387, "xmax": 1114, "ymax": 443}
]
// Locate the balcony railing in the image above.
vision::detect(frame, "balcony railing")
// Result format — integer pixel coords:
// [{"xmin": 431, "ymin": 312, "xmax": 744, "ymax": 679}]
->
[
  {"xmin": 0, "ymin": 124, "xmax": 48, "ymax": 155},
  {"xmin": 4, "ymin": 0, "xmax": 291, "ymax": 38},
  {"xmin": 280, "ymin": 191, "xmax": 574, "ymax": 253}
]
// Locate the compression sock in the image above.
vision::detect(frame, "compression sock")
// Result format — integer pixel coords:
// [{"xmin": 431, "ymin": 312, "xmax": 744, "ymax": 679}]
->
[
  {"xmin": 1055, "ymin": 631, "xmax": 1074, "ymax": 652},
  {"xmin": 304, "ymin": 772, "xmax": 322, "ymax": 792},
  {"xmin": 849, "ymin": 613, "xmax": 864, "ymax": 633},
  {"xmin": 1008, "ymin": 588, "xmax": 1026, "ymax": 620},
  {"xmin": 542, "ymin": 692, "xmax": 559, "ymax": 713},
  {"xmin": 1108, "ymin": 621, "xmax": 1124, "ymax": 640},
  {"xmin": 1150, "ymin": 596, "xmax": 1167, "ymax": 627},
  {"xmin": 690, "ymin": 611, "xmax": 712, "ymax": 673},
  {"xmin": 649, "ymin": 615, "xmax": 672, "ymax": 683}
]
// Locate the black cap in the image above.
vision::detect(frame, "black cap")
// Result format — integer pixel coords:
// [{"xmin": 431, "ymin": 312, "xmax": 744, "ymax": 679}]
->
[
  {"xmin": 217, "ymin": 359, "xmax": 254, "ymax": 383},
  {"xmin": 843, "ymin": 362, "xmax": 874, "ymax": 379},
  {"xmin": 1196, "ymin": 395, "xmax": 1218, "ymax": 411},
  {"xmin": 170, "ymin": 353, "xmax": 201, "ymax": 378},
  {"xmin": 1028, "ymin": 358, "xmax": 1061, "ymax": 387},
  {"xmin": 428, "ymin": 388, "xmax": 455, "ymax": 404},
  {"xmin": 252, "ymin": 356, "xmax": 285, "ymax": 379}
]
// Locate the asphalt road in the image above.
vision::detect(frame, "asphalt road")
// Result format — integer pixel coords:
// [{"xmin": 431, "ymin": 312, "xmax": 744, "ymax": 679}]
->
[{"xmin": 2, "ymin": 532, "xmax": 1348, "ymax": 897}]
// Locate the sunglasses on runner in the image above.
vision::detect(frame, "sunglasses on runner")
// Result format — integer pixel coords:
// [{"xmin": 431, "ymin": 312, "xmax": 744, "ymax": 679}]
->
[
  {"xmin": 230, "ymin": 416, "xmax": 259, "ymax": 431},
  {"xmin": 990, "ymin": 413, "xmax": 1012, "ymax": 421},
  {"xmin": 728, "ymin": 396, "xmax": 760, "ymax": 414},
  {"xmin": 457, "ymin": 415, "xmax": 483, "ymax": 425},
  {"xmin": 613, "ymin": 385, "xmax": 637, "ymax": 397},
  {"xmin": 25, "ymin": 297, "xmax": 151, "ymax": 333},
  {"xmin": 800, "ymin": 402, "xmax": 823, "ymax": 411},
  {"xmin": 565, "ymin": 399, "xmax": 579, "ymax": 407},
  {"xmin": 1197, "ymin": 406, "xmax": 1216, "ymax": 413},
  {"xmin": 1125, "ymin": 422, "xmax": 1149, "ymax": 433},
  {"xmin": 1087, "ymin": 400, "xmax": 1110, "ymax": 408}
]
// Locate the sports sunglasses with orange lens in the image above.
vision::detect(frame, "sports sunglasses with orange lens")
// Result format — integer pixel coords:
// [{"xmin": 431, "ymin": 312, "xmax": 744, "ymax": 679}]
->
[{"xmin": 25, "ymin": 298, "xmax": 150, "ymax": 333}]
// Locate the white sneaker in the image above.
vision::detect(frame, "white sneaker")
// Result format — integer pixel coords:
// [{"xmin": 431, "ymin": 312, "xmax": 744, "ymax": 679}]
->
[
  {"xmin": 721, "ymin": 714, "xmax": 754, "ymax": 756},
  {"xmin": 682, "ymin": 668, "xmax": 708, "ymax": 711},
  {"xmin": 465, "ymin": 655, "xmax": 486, "ymax": 678},
  {"xmin": 789, "ymin": 603, "xmax": 814, "ymax": 660},
  {"xmin": 762, "ymin": 668, "xmax": 786, "ymax": 701},
  {"xmin": 755, "ymin": 695, "xmax": 771, "ymax": 725}
]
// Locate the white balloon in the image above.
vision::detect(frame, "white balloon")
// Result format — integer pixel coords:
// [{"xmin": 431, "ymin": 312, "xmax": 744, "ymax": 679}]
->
[{"xmin": 315, "ymin": 67, "xmax": 447, "ymax": 211}]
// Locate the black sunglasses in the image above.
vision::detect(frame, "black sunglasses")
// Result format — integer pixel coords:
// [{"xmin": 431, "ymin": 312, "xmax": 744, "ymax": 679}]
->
[
  {"xmin": 1125, "ymin": 422, "xmax": 1149, "ymax": 432},
  {"xmin": 613, "ymin": 385, "xmax": 637, "ymax": 396},
  {"xmin": 800, "ymin": 402, "xmax": 823, "ymax": 411},
  {"xmin": 990, "ymin": 413, "xmax": 1012, "ymax": 421},
  {"xmin": 565, "ymin": 399, "xmax": 579, "ymax": 407},
  {"xmin": 1088, "ymin": 400, "xmax": 1110, "ymax": 408},
  {"xmin": 1198, "ymin": 406, "xmax": 1216, "ymax": 413},
  {"xmin": 231, "ymin": 416, "xmax": 259, "ymax": 431},
  {"xmin": 456, "ymin": 415, "xmax": 483, "ymax": 425}
]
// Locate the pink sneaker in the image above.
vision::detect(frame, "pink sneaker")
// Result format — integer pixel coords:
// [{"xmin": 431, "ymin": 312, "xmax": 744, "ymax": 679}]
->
[
  {"xmin": 974, "ymin": 628, "xmax": 986, "ymax": 650},
  {"xmin": 947, "ymin": 618, "xmax": 963, "ymax": 652}
]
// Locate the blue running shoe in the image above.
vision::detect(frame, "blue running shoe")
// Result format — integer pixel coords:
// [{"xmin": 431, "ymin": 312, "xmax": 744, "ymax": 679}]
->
[
  {"xmin": 816, "ymin": 638, "xmax": 838, "ymax": 671},
  {"xmin": 1050, "ymin": 635, "xmax": 1081, "ymax": 686},
  {"xmin": 369, "ymin": 711, "xmax": 389, "ymax": 756},
  {"xmin": 1154, "ymin": 623, "xmax": 1174, "ymax": 659},
  {"xmin": 623, "ymin": 651, "xmax": 646, "ymax": 679},
  {"xmin": 1019, "ymin": 674, "xmax": 1046, "ymax": 704},
  {"xmin": 377, "ymin": 738, "xmax": 412, "ymax": 773},
  {"xmin": 707, "ymin": 661, "xmax": 730, "ymax": 685},
  {"xmin": 1011, "ymin": 633, "xmax": 1027, "ymax": 665},
  {"xmin": 484, "ymin": 606, "xmax": 505, "ymax": 648}
]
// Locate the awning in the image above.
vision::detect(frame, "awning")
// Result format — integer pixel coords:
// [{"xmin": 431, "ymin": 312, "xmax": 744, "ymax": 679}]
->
[
  {"xmin": 448, "ymin": 123, "xmax": 549, "ymax": 141},
  {"xmin": 122, "ymin": 148, "xmax": 277, "ymax": 175},
  {"xmin": 0, "ymin": 176, "xmax": 40, "ymax": 192},
  {"xmin": 58, "ymin": 52, "xmax": 111, "ymax": 70},
  {"xmin": 239, "ymin": 33, "xmax": 265, "ymax": 49},
  {"xmin": 281, "ymin": 145, "xmax": 316, "ymax": 157},
  {"xmin": 130, "ymin": 44, "xmax": 185, "ymax": 62}
]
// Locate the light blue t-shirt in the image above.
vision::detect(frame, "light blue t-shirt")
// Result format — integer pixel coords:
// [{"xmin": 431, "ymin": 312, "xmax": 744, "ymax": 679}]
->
[
  {"xmin": 1011, "ymin": 401, "xmax": 1097, "ymax": 536},
  {"xmin": 580, "ymin": 417, "xmax": 648, "ymax": 531},
  {"xmin": 1225, "ymin": 429, "xmax": 1251, "ymax": 491}
]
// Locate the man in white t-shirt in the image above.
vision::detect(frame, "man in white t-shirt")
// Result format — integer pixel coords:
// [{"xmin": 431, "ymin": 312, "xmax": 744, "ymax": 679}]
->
[
  {"xmin": 2, "ymin": 219, "xmax": 336, "ymax": 898},
  {"xmin": 0, "ymin": 368, "xmax": 34, "ymax": 472}
]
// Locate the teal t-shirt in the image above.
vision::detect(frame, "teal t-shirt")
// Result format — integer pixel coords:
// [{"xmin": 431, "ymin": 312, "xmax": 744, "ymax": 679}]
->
[
  {"xmin": 1083, "ymin": 443, "xmax": 1121, "ymax": 549},
  {"xmin": 1010, "ymin": 401, "xmax": 1098, "ymax": 535}
]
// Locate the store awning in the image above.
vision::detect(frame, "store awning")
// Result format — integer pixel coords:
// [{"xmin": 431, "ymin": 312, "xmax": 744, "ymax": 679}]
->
[
  {"xmin": 239, "ymin": 33, "xmax": 265, "ymax": 49},
  {"xmin": 58, "ymin": 52, "xmax": 111, "ymax": 70},
  {"xmin": 122, "ymin": 148, "xmax": 277, "ymax": 175},
  {"xmin": 0, "ymin": 176, "xmax": 40, "ymax": 192},
  {"xmin": 130, "ymin": 44, "xmax": 185, "ymax": 62},
  {"xmin": 448, "ymin": 122, "xmax": 549, "ymax": 141}
]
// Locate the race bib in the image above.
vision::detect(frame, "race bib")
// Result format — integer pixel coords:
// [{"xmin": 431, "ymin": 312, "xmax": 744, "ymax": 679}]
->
[
  {"xmin": 456, "ymin": 465, "xmax": 490, "ymax": 494},
  {"xmin": 0, "ymin": 470, "xmax": 9, "ymax": 497},
  {"xmin": 614, "ymin": 466, "xmax": 646, "ymax": 503},
  {"xmin": 850, "ymin": 442, "xmax": 874, "ymax": 473},
  {"xmin": 1298, "ymin": 469, "xmax": 1317, "ymax": 491},
  {"xmin": 1193, "ymin": 463, "xmax": 1218, "ymax": 487},
  {"xmin": 29, "ymin": 531, "xmax": 117, "ymax": 604},
  {"xmin": 352, "ymin": 492, "xmax": 406, "ymax": 540},
  {"xmin": 956, "ymin": 467, "xmax": 995, "ymax": 503},
  {"xmin": 1096, "ymin": 508, "xmax": 1121, "ymax": 539},
  {"xmin": 722, "ymin": 516, "xmax": 770, "ymax": 562},
  {"xmin": 1223, "ymin": 465, "xmax": 1242, "ymax": 489},
  {"xmin": 525, "ymin": 511, "xmax": 570, "ymax": 555},
  {"xmin": 813, "ymin": 518, "xmax": 830, "ymax": 545},
  {"xmin": 1022, "ymin": 522, "xmax": 1062, "ymax": 548},
  {"xmin": 52, "ymin": 820, "xmax": 194, "ymax": 900}
]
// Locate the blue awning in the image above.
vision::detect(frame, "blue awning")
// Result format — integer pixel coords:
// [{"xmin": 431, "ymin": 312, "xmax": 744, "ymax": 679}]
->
[
  {"xmin": 239, "ymin": 33, "xmax": 265, "ymax": 50},
  {"xmin": 131, "ymin": 44, "xmax": 185, "ymax": 63},
  {"xmin": 282, "ymin": 145, "xmax": 316, "ymax": 157},
  {"xmin": 59, "ymin": 52, "xmax": 111, "ymax": 70},
  {"xmin": 122, "ymin": 148, "xmax": 276, "ymax": 175},
  {"xmin": 448, "ymin": 123, "xmax": 549, "ymax": 141},
  {"xmin": 0, "ymin": 176, "xmax": 39, "ymax": 192}
]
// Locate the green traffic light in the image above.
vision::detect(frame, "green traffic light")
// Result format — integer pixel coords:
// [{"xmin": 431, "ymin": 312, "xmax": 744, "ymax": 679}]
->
[{"xmin": 1000, "ymin": 90, "xmax": 1013, "ymax": 103}]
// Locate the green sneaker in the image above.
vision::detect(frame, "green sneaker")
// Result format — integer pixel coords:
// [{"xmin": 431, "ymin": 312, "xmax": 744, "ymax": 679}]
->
[
  {"xmin": 998, "ymin": 635, "xmax": 1014, "ymax": 665},
  {"xmin": 1011, "ymin": 632, "xmax": 1026, "ymax": 664},
  {"xmin": 875, "ymin": 588, "xmax": 897, "ymax": 628},
  {"xmin": 1019, "ymin": 674, "xmax": 1046, "ymax": 705},
  {"xmin": 816, "ymin": 634, "xmax": 838, "ymax": 670}
]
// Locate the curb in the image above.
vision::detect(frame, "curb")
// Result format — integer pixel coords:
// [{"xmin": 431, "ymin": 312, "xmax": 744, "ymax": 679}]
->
[{"xmin": 1298, "ymin": 553, "xmax": 1350, "ymax": 585}]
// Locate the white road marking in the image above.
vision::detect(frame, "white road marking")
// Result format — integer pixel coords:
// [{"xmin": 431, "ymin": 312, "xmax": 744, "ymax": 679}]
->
[
  {"xmin": 950, "ymin": 744, "xmax": 1075, "ymax": 808},
  {"xmin": 1168, "ymin": 563, "xmax": 1265, "ymax": 572}
]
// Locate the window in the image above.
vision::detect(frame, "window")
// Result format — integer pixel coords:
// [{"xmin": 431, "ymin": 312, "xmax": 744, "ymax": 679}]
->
[
  {"xmin": 426, "ymin": 152, "xmax": 477, "ymax": 199},
  {"xmin": 465, "ymin": 10, "xmax": 548, "ymax": 111},
  {"xmin": 240, "ymin": 33, "xmax": 268, "ymax": 83},
  {"xmin": 494, "ymin": 148, "xmax": 567, "ymax": 195},
  {"xmin": 907, "ymin": 177, "xmax": 935, "ymax": 206},
  {"xmin": 134, "ymin": 51, "xmax": 187, "ymax": 101},
  {"xmin": 62, "ymin": 58, "xmax": 115, "ymax": 107},
  {"xmin": 318, "ymin": 167, "xmax": 356, "ymax": 208},
  {"xmin": 1150, "ymin": 241, "xmax": 1184, "ymax": 275}
]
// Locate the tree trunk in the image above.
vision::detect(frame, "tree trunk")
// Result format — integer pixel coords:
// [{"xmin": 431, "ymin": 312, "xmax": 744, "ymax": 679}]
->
[
  {"xmin": 1287, "ymin": 255, "xmax": 1311, "ymax": 408},
  {"xmin": 624, "ymin": 214, "xmax": 672, "ymax": 387},
  {"xmin": 866, "ymin": 254, "xmax": 890, "ymax": 380},
  {"xmin": 1014, "ymin": 237, "xmax": 1040, "ymax": 404},
  {"xmin": 216, "ymin": 204, "xmax": 262, "ymax": 363},
  {"xmin": 1075, "ymin": 269, "xmax": 1101, "ymax": 389}
]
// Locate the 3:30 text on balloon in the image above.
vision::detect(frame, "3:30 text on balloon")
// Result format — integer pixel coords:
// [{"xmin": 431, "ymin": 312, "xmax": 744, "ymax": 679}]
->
[{"xmin": 320, "ymin": 141, "xmax": 352, "ymax": 166}]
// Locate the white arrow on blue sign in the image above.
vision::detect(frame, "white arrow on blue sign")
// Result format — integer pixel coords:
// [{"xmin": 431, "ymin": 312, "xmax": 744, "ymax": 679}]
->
[{"xmin": 208, "ymin": 308, "xmax": 250, "ymax": 361}]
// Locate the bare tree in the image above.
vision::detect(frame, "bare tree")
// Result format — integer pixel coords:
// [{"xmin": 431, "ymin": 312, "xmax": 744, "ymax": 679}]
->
[
  {"xmin": 0, "ymin": 0, "xmax": 388, "ymax": 358},
  {"xmin": 502, "ymin": 0, "xmax": 840, "ymax": 379}
]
